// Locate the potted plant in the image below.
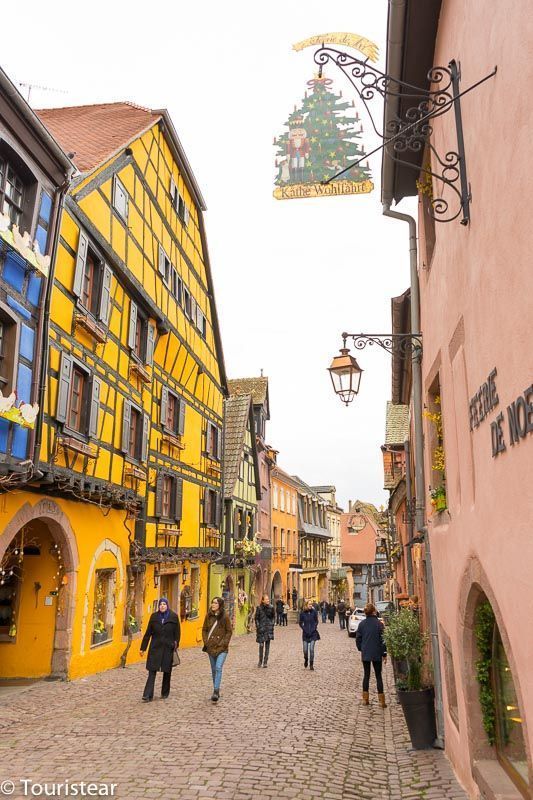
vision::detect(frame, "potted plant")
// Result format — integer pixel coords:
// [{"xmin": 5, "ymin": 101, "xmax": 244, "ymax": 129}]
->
[
  {"xmin": 430, "ymin": 484, "xmax": 447, "ymax": 512},
  {"xmin": 128, "ymin": 614, "xmax": 139, "ymax": 634},
  {"xmin": 383, "ymin": 609, "xmax": 437, "ymax": 749},
  {"xmin": 92, "ymin": 619, "xmax": 107, "ymax": 645}
]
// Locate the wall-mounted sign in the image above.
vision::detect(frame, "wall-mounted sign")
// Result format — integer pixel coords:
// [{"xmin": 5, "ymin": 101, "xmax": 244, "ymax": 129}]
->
[
  {"xmin": 468, "ymin": 367, "xmax": 533, "ymax": 457},
  {"xmin": 0, "ymin": 392, "xmax": 39, "ymax": 429},
  {"xmin": 292, "ymin": 32, "xmax": 379, "ymax": 63},
  {"xmin": 0, "ymin": 215, "xmax": 50, "ymax": 276}
]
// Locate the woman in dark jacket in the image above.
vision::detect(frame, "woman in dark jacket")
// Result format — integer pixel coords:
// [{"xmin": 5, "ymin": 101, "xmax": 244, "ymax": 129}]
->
[
  {"xmin": 202, "ymin": 597, "xmax": 233, "ymax": 702},
  {"xmin": 255, "ymin": 594, "xmax": 275, "ymax": 667},
  {"xmin": 140, "ymin": 597, "xmax": 180, "ymax": 702},
  {"xmin": 327, "ymin": 602, "xmax": 336, "ymax": 624},
  {"xmin": 298, "ymin": 599, "xmax": 320, "ymax": 670},
  {"xmin": 355, "ymin": 602, "xmax": 387, "ymax": 707}
]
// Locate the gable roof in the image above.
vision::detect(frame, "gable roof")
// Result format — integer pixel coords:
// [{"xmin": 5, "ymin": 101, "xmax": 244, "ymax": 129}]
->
[
  {"xmin": 385, "ymin": 401, "xmax": 409, "ymax": 445},
  {"xmin": 36, "ymin": 102, "xmax": 207, "ymax": 210},
  {"xmin": 227, "ymin": 377, "xmax": 269, "ymax": 416},
  {"xmin": 223, "ymin": 393, "xmax": 261, "ymax": 500}
]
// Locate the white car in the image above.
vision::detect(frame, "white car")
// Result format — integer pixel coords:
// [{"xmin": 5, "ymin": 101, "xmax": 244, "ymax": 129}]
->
[{"xmin": 347, "ymin": 608, "xmax": 365, "ymax": 637}]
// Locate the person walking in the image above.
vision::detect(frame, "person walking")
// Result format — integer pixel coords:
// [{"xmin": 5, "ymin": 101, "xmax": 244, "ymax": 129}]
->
[
  {"xmin": 320, "ymin": 600, "xmax": 328, "ymax": 623},
  {"xmin": 282, "ymin": 601, "xmax": 289, "ymax": 626},
  {"xmin": 337, "ymin": 599, "xmax": 346, "ymax": 630},
  {"xmin": 355, "ymin": 602, "xmax": 387, "ymax": 707},
  {"xmin": 345, "ymin": 603, "xmax": 353, "ymax": 634},
  {"xmin": 255, "ymin": 594, "xmax": 275, "ymax": 667},
  {"xmin": 140, "ymin": 597, "xmax": 180, "ymax": 702},
  {"xmin": 327, "ymin": 601, "xmax": 336, "ymax": 624},
  {"xmin": 292, "ymin": 587, "xmax": 298, "ymax": 610},
  {"xmin": 275, "ymin": 597, "xmax": 284, "ymax": 626},
  {"xmin": 202, "ymin": 597, "xmax": 233, "ymax": 702},
  {"xmin": 299, "ymin": 599, "xmax": 320, "ymax": 670}
]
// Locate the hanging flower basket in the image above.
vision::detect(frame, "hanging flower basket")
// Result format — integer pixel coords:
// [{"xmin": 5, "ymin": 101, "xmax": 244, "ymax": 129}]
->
[
  {"xmin": 430, "ymin": 485, "xmax": 447, "ymax": 512},
  {"xmin": 234, "ymin": 536, "xmax": 262, "ymax": 558}
]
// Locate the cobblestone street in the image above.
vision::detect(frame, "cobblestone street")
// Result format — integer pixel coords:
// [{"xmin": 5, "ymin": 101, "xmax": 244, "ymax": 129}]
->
[{"xmin": 0, "ymin": 622, "xmax": 467, "ymax": 800}]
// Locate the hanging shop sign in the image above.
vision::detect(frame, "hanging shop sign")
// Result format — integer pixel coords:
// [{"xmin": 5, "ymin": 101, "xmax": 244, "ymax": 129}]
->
[
  {"xmin": 274, "ymin": 29, "xmax": 376, "ymax": 204},
  {"xmin": 0, "ymin": 215, "xmax": 50, "ymax": 277},
  {"xmin": 468, "ymin": 367, "xmax": 533, "ymax": 457},
  {"xmin": 0, "ymin": 391, "xmax": 39, "ymax": 429}
]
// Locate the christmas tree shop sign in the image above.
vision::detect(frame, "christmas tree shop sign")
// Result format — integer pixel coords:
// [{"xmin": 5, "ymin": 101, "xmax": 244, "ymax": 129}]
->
[
  {"xmin": 273, "ymin": 74, "xmax": 374, "ymax": 200},
  {"xmin": 468, "ymin": 367, "xmax": 533, "ymax": 457}
]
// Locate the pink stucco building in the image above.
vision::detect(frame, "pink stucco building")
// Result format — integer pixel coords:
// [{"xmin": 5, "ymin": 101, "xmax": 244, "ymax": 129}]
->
[{"xmin": 380, "ymin": 1, "xmax": 533, "ymax": 797}]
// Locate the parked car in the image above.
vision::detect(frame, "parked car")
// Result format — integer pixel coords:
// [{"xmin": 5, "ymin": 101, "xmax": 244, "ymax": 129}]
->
[{"xmin": 347, "ymin": 608, "xmax": 365, "ymax": 637}]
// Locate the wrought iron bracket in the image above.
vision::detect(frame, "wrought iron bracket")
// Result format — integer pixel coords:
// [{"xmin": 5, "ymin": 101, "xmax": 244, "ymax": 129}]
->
[
  {"xmin": 341, "ymin": 332, "xmax": 423, "ymax": 361},
  {"xmin": 314, "ymin": 46, "xmax": 497, "ymax": 224}
]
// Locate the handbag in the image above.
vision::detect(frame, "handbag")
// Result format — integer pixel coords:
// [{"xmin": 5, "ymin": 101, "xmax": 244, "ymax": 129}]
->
[{"xmin": 172, "ymin": 648, "xmax": 180, "ymax": 667}]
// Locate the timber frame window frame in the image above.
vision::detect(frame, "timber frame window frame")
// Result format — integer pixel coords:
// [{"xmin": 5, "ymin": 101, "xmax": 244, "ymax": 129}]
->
[
  {"xmin": 169, "ymin": 176, "xmax": 190, "ymax": 228},
  {"xmin": 91, "ymin": 568, "xmax": 116, "ymax": 647},
  {"xmin": 155, "ymin": 470, "xmax": 184, "ymax": 523},
  {"xmin": 121, "ymin": 398, "xmax": 149, "ymax": 464},
  {"xmin": 128, "ymin": 299, "xmax": 155, "ymax": 367},
  {"xmin": 56, "ymin": 352, "xmax": 101, "ymax": 440},
  {"xmin": 160, "ymin": 386, "xmax": 186, "ymax": 438},
  {"xmin": 112, "ymin": 175, "xmax": 129, "ymax": 223},
  {"xmin": 158, "ymin": 245, "xmax": 172, "ymax": 288},
  {"xmin": 0, "ymin": 303, "xmax": 20, "ymax": 395},
  {"xmin": 73, "ymin": 229, "xmax": 113, "ymax": 326},
  {"xmin": 0, "ymin": 156, "xmax": 24, "ymax": 227},
  {"xmin": 204, "ymin": 487, "xmax": 222, "ymax": 529}
]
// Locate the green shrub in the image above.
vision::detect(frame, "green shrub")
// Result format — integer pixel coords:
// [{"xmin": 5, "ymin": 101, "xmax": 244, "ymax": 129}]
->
[
  {"xmin": 474, "ymin": 601, "xmax": 496, "ymax": 746},
  {"xmin": 383, "ymin": 608, "xmax": 427, "ymax": 690}
]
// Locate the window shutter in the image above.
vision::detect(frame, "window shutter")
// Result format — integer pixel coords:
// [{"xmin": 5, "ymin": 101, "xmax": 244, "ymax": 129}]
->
[
  {"xmin": 88, "ymin": 376, "xmax": 101, "ymax": 438},
  {"xmin": 56, "ymin": 352, "xmax": 73, "ymax": 423},
  {"xmin": 141, "ymin": 413, "xmax": 150, "ymax": 462},
  {"xmin": 215, "ymin": 493, "xmax": 222, "ymax": 526},
  {"xmin": 190, "ymin": 296, "xmax": 197, "ymax": 326},
  {"xmin": 73, "ymin": 230, "xmax": 88, "ymax": 298},
  {"xmin": 158, "ymin": 245, "xmax": 166, "ymax": 277},
  {"xmin": 216, "ymin": 426, "xmax": 222, "ymax": 461},
  {"xmin": 196, "ymin": 304, "xmax": 203, "ymax": 331},
  {"xmin": 145, "ymin": 323, "xmax": 155, "ymax": 366},
  {"xmin": 128, "ymin": 301, "xmax": 138, "ymax": 350},
  {"xmin": 170, "ymin": 176, "xmax": 177, "ymax": 207},
  {"xmin": 174, "ymin": 478, "xmax": 183, "ymax": 521},
  {"xmin": 184, "ymin": 205, "xmax": 190, "ymax": 226},
  {"xmin": 155, "ymin": 471, "xmax": 163, "ymax": 517},
  {"xmin": 206, "ymin": 422, "xmax": 212, "ymax": 456},
  {"xmin": 178, "ymin": 398, "xmax": 186, "ymax": 436},
  {"xmin": 121, "ymin": 400, "xmax": 131, "ymax": 453},
  {"xmin": 160, "ymin": 386, "xmax": 169, "ymax": 429},
  {"xmin": 98, "ymin": 264, "xmax": 113, "ymax": 324},
  {"xmin": 233, "ymin": 506, "xmax": 240, "ymax": 537}
]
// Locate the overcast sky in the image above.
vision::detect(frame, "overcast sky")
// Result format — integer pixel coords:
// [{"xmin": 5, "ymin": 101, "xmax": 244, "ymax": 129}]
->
[{"xmin": 2, "ymin": 0, "xmax": 416, "ymax": 511}]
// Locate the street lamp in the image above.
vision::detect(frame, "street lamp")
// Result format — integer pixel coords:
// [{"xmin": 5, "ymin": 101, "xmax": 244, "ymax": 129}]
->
[{"xmin": 328, "ymin": 339, "xmax": 363, "ymax": 405}]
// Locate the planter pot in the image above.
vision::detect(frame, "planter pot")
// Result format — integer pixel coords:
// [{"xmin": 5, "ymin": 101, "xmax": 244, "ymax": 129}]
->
[
  {"xmin": 92, "ymin": 630, "xmax": 108, "ymax": 645},
  {"xmin": 398, "ymin": 687, "xmax": 437, "ymax": 749}
]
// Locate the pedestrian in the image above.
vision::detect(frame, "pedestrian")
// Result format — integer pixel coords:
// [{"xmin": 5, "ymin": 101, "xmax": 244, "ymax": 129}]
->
[
  {"xmin": 255, "ymin": 594, "xmax": 275, "ymax": 667},
  {"xmin": 299, "ymin": 598, "xmax": 320, "ymax": 670},
  {"xmin": 320, "ymin": 599, "xmax": 328, "ymax": 623},
  {"xmin": 140, "ymin": 597, "xmax": 180, "ymax": 702},
  {"xmin": 202, "ymin": 596, "xmax": 233, "ymax": 702},
  {"xmin": 282, "ymin": 601, "xmax": 289, "ymax": 626},
  {"xmin": 327, "ymin": 602, "xmax": 336, "ymax": 624},
  {"xmin": 355, "ymin": 602, "xmax": 388, "ymax": 707},
  {"xmin": 292, "ymin": 587, "xmax": 298, "ymax": 610},
  {"xmin": 345, "ymin": 604, "xmax": 353, "ymax": 634},
  {"xmin": 275, "ymin": 597, "xmax": 284, "ymax": 625},
  {"xmin": 337, "ymin": 599, "xmax": 346, "ymax": 630}
]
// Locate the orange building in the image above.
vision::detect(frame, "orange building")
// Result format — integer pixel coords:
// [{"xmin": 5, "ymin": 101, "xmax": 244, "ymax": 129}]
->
[{"xmin": 270, "ymin": 466, "xmax": 299, "ymax": 603}]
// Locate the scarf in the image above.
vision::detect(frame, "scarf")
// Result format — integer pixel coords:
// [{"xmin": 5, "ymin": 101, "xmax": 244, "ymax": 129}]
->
[{"xmin": 158, "ymin": 597, "xmax": 170, "ymax": 624}]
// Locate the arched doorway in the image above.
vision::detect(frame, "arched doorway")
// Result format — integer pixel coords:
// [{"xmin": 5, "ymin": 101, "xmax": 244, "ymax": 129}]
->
[
  {"xmin": 222, "ymin": 575, "xmax": 235, "ymax": 628},
  {"xmin": 271, "ymin": 571, "xmax": 282, "ymax": 602},
  {"xmin": 0, "ymin": 499, "xmax": 78, "ymax": 679}
]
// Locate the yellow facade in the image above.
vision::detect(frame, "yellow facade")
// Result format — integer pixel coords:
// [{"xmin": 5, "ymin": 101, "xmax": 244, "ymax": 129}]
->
[
  {"xmin": 0, "ymin": 110, "xmax": 226, "ymax": 679},
  {"xmin": 271, "ymin": 468, "xmax": 299, "ymax": 602}
]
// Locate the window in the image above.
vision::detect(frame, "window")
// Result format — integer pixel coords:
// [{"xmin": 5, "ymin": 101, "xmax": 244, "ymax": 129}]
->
[
  {"xmin": 35, "ymin": 191, "xmax": 53, "ymax": 255},
  {"xmin": 156, "ymin": 472, "xmax": 183, "ymax": 522},
  {"xmin": 0, "ymin": 159, "xmax": 24, "ymax": 226},
  {"xmin": 112, "ymin": 175, "xmax": 128, "ymax": 221},
  {"xmin": 248, "ymin": 460, "xmax": 254, "ymax": 486},
  {"xmin": 92, "ymin": 568, "xmax": 116, "ymax": 646},
  {"xmin": 124, "ymin": 567, "xmax": 144, "ymax": 636},
  {"xmin": 204, "ymin": 488, "xmax": 221, "ymax": 527},
  {"xmin": 121, "ymin": 399, "xmax": 149, "ymax": 462},
  {"xmin": 0, "ymin": 569, "xmax": 18, "ymax": 639},
  {"xmin": 170, "ymin": 176, "xmax": 190, "ymax": 227},
  {"xmin": 190, "ymin": 566, "xmax": 199, "ymax": 618},
  {"xmin": 183, "ymin": 287, "xmax": 191, "ymax": 318},
  {"xmin": 273, "ymin": 484, "xmax": 278, "ymax": 510},
  {"xmin": 158, "ymin": 245, "xmax": 171, "ymax": 287},
  {"xmin": 0, "ymin": 306, "xmax": 19, "ymax": 393},
  {"xmin": 56, "ymin": 353, "xmax": 100, "ymax": 438},
  {"xmin": 206, "ymin": 421, "xmax": 221, "ymax": 460},
  {"xmin": 73, "ymin": 231, "xmax": 112, "ymax": 324},
  {"xmin": 280, "ymin": 489, "xmax": 285, "ymax": 512},
  {"xmin": 171, "ymin": 268, "xmax": 183, "ymax": 305},
  {"xmin": 196, "ymin": 304, "xmax": 207, "ymax": 339},
  {"xmin": 128, "ymin": 301, "xmax": 155, "ymax": 366}
]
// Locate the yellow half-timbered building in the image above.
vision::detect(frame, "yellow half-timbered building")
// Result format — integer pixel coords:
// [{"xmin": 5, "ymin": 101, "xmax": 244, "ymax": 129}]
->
[{"xmin": 0, "ymin": 101, "xmax": 227, "ymax": 679}]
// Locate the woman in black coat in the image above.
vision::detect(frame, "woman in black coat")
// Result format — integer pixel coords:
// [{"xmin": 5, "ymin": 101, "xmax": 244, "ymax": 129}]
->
[
  {"xmin": 298, "ymin": 599, "xmax": 320, "ymax": 670},
  {"xmin": 255, "ymin": 594, "xmax": 275, "ymax": 667},
  {"xmin": 327, "ymin": 602, "xmax": 336, "ymax": 624},
  {"xmin": 140, "ymin": 597, "xmax": 180, "ymax": 702},
  {"xmin": 355, "ymin": 602, "xmax": 387, "ymax": 707}
]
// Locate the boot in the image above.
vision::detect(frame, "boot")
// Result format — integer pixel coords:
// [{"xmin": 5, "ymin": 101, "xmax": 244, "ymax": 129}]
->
[
  {"xmin": 304, "ymin": 657, "xmax": 308, "ymax": 669},
  {"xmin": 211, "ymin": 689, "xmax": 219, "ymax": 702},
  {"xmin": 378, "ymin": 693, "xmax": 387, "ymax": 708},
  {"xmin": 362, "ymin": 692, "xmax": 370, "ymax": 705},
  {"xmin": 309, "ymin": 662, "xmax": 314, "ymax": 671}
]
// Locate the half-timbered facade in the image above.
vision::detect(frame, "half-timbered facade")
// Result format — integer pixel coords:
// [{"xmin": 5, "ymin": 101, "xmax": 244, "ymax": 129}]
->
[{"xmin": 0, "ymin": 101, "xmax": 226, "ymax": 679}]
